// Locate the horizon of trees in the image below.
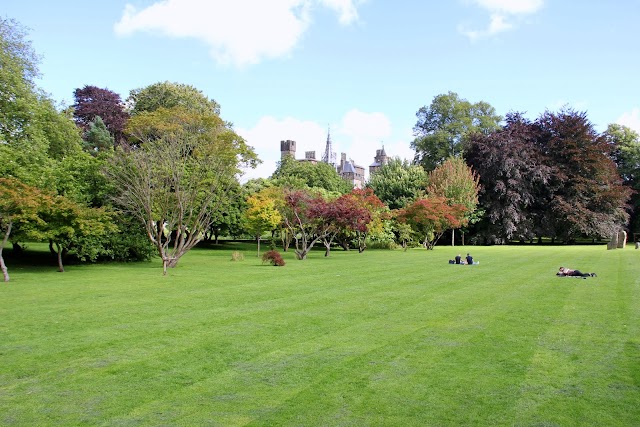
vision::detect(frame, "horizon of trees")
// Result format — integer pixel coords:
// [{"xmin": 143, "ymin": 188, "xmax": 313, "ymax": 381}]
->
[{"xmin": 2, "ymin": 16, "xmax": 639, "ymax": 280}]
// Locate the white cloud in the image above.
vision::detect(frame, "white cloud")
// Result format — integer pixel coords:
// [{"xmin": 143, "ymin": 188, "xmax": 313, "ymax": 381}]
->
[
  {"xmin": 237, "ymin": 110, "xmax": 414, "ymax": 182},
  {"xmin": 114, "ymin": 0, "xmax": 365, "ymax": 67},
  {"xmin": 473, "ymin": 0, "xmax": 543, "ymax": 15},
  {"xmin": 236, "ymin": 116, "xmax": 326, "ymax": 181},
  {"xmin": 460, "ymin": 0, "xmax": 543, "ymax": 40},
  {"xmin": 617, "ymin": 108, "xmax": 640, "ymax": 133},
  {"xmin": 337, "ymin": 109, "xmax": 391, "ymax": 169},
  {"xmin": 318, "ymin": 0, "xmax": 364, "ymax": 25}
]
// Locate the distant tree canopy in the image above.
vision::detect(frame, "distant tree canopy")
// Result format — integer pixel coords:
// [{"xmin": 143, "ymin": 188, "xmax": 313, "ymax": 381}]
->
[
  {"xmin": 0, "ymin": 17, "xmax": 39, "ymax": 142},
  {"xmin": 73, "ymin": 85, "xmax": 129, "ymax": 146},
  {"xmin": 271, "ymin": 155, "xmax": 353, "ymax": 194},
  {"xmin": 128, "ymin": 81, "xmax": 221, "ymax": 116},
  {"xmin": 367, "ymin": 158, "xmax": 428, "ymax": 210},
  {"xmin": 412, "ymin": 91, "xmax": 501, "ymax": 172}
]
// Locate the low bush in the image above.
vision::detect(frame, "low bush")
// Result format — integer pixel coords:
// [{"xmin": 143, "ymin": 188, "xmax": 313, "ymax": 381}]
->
[{"xmin": 262, "ymin": 249, "xmax": 285, "ymax": 266}]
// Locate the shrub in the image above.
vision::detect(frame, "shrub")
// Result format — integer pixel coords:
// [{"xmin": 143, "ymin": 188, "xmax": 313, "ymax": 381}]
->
[
  {"xmin": 262, "ymin": 250, "xmax": 285, "ymax": 266},
  {"xmin": 231, "ymin": 251, "xmax": 245, "ymax": 261},
  {"xmin": 367, "ymin": 239, "xmax": 398, "ymax": 250}
]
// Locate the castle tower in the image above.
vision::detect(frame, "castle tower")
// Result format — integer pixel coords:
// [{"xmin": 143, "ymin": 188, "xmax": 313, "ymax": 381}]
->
[
  {"xmin": 280, "ymin": 139, "xmax": 296, "ymax": 160},
  {"xmin": 369, "ymin": 145, "xmax": 389, "ymax": 176},
  {"xmin": 338, "ymin": 152, "xmax": 365, "ymax": 189},
  {"xmin": 321, "ymin": 127, "xmax": 337, "ymax": 169}
]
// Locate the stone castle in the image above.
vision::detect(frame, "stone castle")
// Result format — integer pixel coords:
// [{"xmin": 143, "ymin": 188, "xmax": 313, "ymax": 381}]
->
[{"xmin": 280, "ymin": 131, "xmax": 388, "ymax": 189}]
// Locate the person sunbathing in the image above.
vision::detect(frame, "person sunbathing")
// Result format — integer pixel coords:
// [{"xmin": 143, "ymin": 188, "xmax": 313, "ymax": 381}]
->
[{"xmin": 557, "ymin": 267, "xmax": 596, "ymax": 278}]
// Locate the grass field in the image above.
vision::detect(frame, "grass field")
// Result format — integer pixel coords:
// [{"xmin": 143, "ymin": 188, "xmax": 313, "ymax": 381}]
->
[{"xmin": 1, "ymin": 243, "xmax": 639, "ymax": 426}]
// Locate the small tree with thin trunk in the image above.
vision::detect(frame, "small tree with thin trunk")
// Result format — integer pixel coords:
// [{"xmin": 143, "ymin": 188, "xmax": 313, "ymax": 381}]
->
[
  {"xmin": 396, "ymin": 196, "xmax": 467, "ymax": 250},
  {"xmin": 41, "ymin": 195, "xmax": 115, "ymax": 272},
  {"xmin": 107, "ymin": 107, "xmax": 257, "ymax": 274},
  {"xmin": 243, "ymin": 191, "xmax": 282, "ymax": 257},
  {"xmin": 280, "ymin": 189, "xmax": 330, "ymax": 260},
  {"xmin": 426, "ymin": 157, "xmax": 480, "ymax": 245}
]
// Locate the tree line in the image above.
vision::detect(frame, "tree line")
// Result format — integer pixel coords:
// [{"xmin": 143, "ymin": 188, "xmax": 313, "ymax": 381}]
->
[
  {"xmin": 409, "ymin": 91, "xmax": 636, "ymax": 244},
  {"xmin": 1, "ymin": 17, "xmax": 638, "ymax": 280}
]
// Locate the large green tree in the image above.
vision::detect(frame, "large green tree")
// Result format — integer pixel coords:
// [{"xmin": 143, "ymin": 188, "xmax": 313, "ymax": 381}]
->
[
  {"xmin": 108, "ymin": 106, "xmax": 258, "ymax": 274},
  {"xmin": 605, "ymin": 123, "xmax": 640, "ymax": 233},
  {"xmin": 0, "ymin": 17, "xmax": 39, "ymax": 143},
  {"xmin": 366, "ymin": 158, "xmax": 427, "ymax": 209},
  {"xmin": 271, "ymin": 155, "xmax": 352, "ymax": 194},
  {"xmin": 411, "ymin": 91, "xmax": 501, "ymax": 171},
  {"xmin": 128, "ymin": 81, "xmax": 221, "ymax": 116},
  {"xmin": 1, "ymin": 17, "xmax": 153, "ymax": 266}
]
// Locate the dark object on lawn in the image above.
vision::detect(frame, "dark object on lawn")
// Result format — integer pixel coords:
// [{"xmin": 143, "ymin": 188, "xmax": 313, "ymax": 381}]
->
[
  {"xmin": 262, "ymin": 250, "xmax": 285, "ymax": 266},
  {"xmin": 557, "ymin": 267, "xmax": 596, "ymax": 278}
]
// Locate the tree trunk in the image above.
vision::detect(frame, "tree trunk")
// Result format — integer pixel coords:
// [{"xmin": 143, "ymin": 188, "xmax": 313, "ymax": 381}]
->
[
  {"xmin": 324, "ymin": 241, "xmax": 331, "ymax": 257},
  {"xmin": 56, "ymin": 243, "xmax": 65, "ymax": 273},
  {"xmin": 257, "ymin": 236, "xmax": 261, "ymax": 257},
  {"xmin": 0, "ymin": 253, "xmax": 8, "ymax": 283},
  {"xmin": 1, "ymin": 221, "xmax": 12, "ymax": 282},
  {"xmin": 461, "ymin": 231, "xmax": 465, "ymax": 246},
  {"xmin": 282, "ymin": 231, "xmax": 292, "ymax": 252},
  {"xmin": 452, "ymin": 228, "xmax": 455, "ymax": 246}
]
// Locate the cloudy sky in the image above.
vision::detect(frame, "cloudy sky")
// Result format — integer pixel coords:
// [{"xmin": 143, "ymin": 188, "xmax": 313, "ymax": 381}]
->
[{"xmin": 5, "ymin": 0, "xmax": 640, "ymax": 180}]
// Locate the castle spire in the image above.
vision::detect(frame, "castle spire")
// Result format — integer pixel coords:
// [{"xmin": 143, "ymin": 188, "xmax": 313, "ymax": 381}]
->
[{"xmin": 321, "ymin": 124, "xmax": 336, "ymax": 167}]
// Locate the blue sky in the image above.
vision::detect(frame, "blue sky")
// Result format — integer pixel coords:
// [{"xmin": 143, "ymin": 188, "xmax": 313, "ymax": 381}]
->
[{"xmin": 5, "ymin": 0, "xmax": 640, "ymax": 180}]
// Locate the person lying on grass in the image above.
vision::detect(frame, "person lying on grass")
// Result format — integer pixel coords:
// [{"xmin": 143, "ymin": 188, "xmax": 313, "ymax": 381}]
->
[{"xmin": 557, "ymin": 267, "xmax": 597, "ymax": 278}]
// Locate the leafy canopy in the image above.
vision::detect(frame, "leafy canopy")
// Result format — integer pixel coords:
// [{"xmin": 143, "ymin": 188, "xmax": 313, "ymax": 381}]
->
[{"xmin": 411, "ymin": 91, "xmax": 501, "ymax": 171}]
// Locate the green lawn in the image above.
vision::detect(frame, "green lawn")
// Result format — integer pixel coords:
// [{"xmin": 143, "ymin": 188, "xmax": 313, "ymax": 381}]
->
[{"xmin": 1, "ymin": 243, "xmax": 639, "ymax": 426}]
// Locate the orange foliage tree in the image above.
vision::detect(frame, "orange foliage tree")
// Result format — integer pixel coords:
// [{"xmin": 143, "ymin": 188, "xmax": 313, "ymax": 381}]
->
[
  {"xmin": 396, "ymin": 196, "xmax": 467, "ymax": 250},
  {"xmin": 0, "ymin": 178, "xmax": 47, "ymax": 282}
]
